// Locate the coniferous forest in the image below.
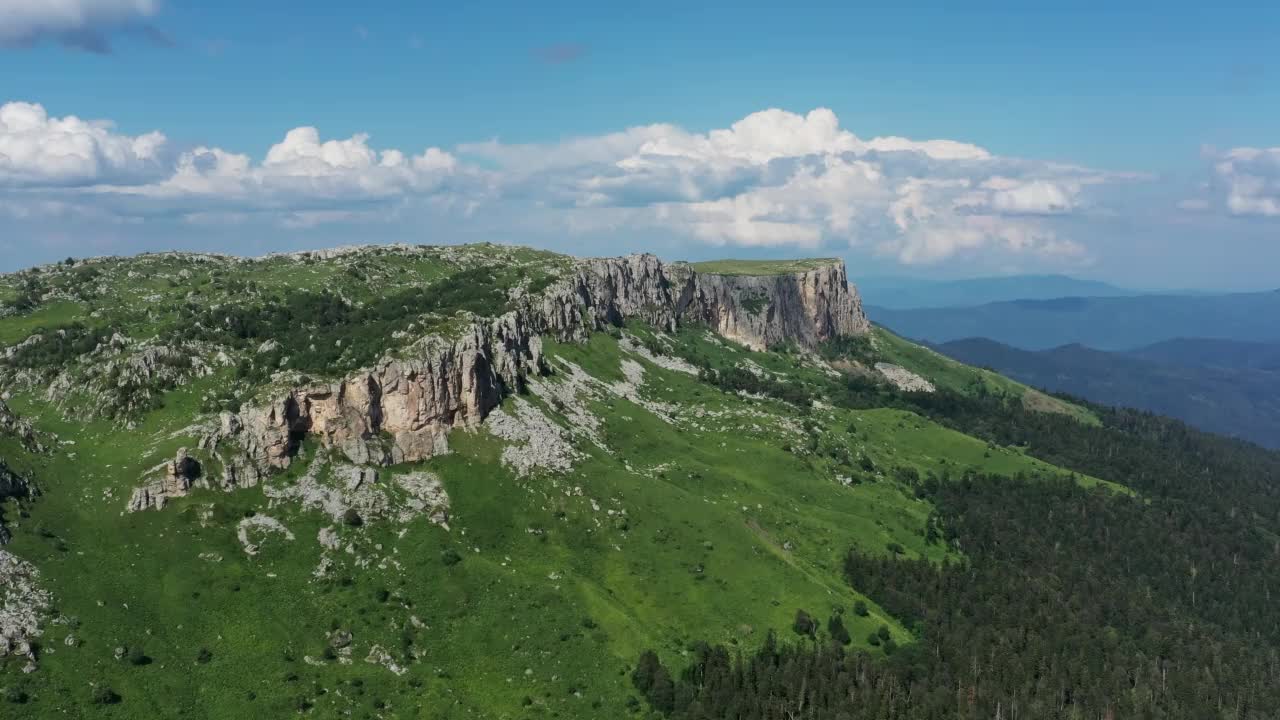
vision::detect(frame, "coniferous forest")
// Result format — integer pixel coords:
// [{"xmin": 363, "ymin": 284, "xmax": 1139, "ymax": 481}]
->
[{"xmin": 633, "ymin": 387, "xmax": 1280, "ymax": 720}]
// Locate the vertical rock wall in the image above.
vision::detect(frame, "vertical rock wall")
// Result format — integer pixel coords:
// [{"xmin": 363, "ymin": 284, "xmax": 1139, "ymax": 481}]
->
[{"xmin": 194, "ymin": 254, "xmax": 869, "ymax": 490}]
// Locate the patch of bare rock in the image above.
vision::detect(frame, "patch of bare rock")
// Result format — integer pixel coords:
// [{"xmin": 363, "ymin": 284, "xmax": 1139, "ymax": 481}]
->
[
  {"xmin": 0, "ymin": 550, "xmax": 51, "ymax": 670},
  {"xmin": 875, "ymin": 362, "xmax": 936, "ymax": 393}
]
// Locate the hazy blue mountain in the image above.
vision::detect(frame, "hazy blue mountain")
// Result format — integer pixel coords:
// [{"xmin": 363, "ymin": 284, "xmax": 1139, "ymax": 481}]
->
[
  {"xmin": 1129, "ymin": 338, "xmax": 1280, "ymax": 371},
  {"xmin": 937, "ymin": 337, "xmax": 1280, "ymax": 448},
  {"xmin": 869, "ymin": 290, "xmax": 1280, "ymax": 350},
  {"xmin": 853, "ymin": 274, "xmax": 1138, "ymax": 309}
]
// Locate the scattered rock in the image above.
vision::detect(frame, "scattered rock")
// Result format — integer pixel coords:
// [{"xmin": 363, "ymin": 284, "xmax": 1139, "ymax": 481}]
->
[
  {"xmin": 486, "ymin": 399, "xmax": 580, "ymax": 476},
  {"xmin": 0, "ymin": 550, "xmax": 52, "ymax": 663},
  {"xmin": 875, "ymin": 363, "xmax": 936, "ymax": 393},
  {"xmin": 365, "ymin": 644, "xmax": 407, "ymax": 675},
  {"xmin": 328, "ymin": 630, "xmax": 353, "ymax": 649},
  {"xmin": 236, "ymin": 515, "xmax": 295, "ymax": 556},
  {"xmin": 264, "ymin": 455, "xmax": 450, "ymax": 528}
]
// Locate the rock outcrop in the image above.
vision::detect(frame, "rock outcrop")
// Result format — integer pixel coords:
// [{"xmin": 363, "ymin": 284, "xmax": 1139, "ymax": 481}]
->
[
  {"xmin": 0, "ymin": 399, "xmax": 45, "ymax": 454},
  {"xmin": 673, "ymin": 263, "xmax": 870, "ymax": 351},
  {"xmin": 0, "ymin": 549, "xmax": 51, "ymax": 663},
  {"xmin": 126, "ymin": 448, "xmax": 203, "ymax": 512},
  {"xmin": 875, "ymin": 362, "xmax": 936, "ymax": 393},
  {"xmin": 198, "ymin": 254, "xmax": 869, "ymax": 483},
  {"xmin": 0, "ymin": 461, "xmax": 36, "ymax": 545}
]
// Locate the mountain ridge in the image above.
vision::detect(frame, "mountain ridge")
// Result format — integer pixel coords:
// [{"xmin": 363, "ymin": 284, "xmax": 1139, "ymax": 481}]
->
[
  {"xmin": 3, "ymin": 244, "xmax": 1279, "ymax": 719},
  {"xmin": 868, "ymin": 289, "xmax": 1280, "ymax": 350},
  {"xmin": 936, "ymin": 336, "xmax": 1280, "ymax": 448},
  {"xmin": 852, "ymin": 273, "xmax": 1140, "ymax": 309}
]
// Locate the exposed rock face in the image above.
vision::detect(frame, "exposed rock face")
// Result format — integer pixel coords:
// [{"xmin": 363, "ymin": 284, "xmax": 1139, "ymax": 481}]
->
[
  {"xmin": 875, "ymin": 362, "xmax": 936, "ymax": 393},
  {"xmin": 0, "ymin": 399, "xmax": 45, "ymax": 453},
  {"xmin": 0, "ymin": 461, "xmax": 36, "ymax": 545},
  {"xmin": 0, "ymin": 549, "xmax": 51, "ymax": 662},
  {"xmin": 204, "ymin": 254, "xmax": 869, "ymax": 480},
  {"xmin": 675, "ymin": 264, "xmax": 870, "ymax": 351},
  {"xmin": 0, "ymin": 462, "xmax": 31, "ymax": 502},
  {"xmin": 126, "ymin": 447, "xmax": 203, "ymax": 512}
]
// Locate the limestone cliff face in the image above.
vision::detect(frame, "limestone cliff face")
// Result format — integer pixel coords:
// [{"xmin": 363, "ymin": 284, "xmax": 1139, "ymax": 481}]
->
[
  {"xmin": 197, "ymin": 254, "xmax": 867, "ymax": 489},
  {"xmin": 676, "ymin": 263, "xmax": 870, "ymax": 351}
]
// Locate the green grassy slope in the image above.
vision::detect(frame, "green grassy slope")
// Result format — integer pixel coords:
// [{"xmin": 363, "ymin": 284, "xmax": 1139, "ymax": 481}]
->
[
  {"xmin": 1, "ymin": 333, "xmax": 1112, "ymax": 718},
  {"xmin": 0, "ymin": 248, "xmax": 1119, "ymax": 718},
  {"xmin": 870, "ymin": 326, "xmax": 1101, "ymax": 425}
]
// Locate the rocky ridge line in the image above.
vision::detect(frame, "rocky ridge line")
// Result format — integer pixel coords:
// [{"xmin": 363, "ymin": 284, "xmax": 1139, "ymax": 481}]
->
[{"xmin": 135, "ymin": 254, "xmax": 868, "ymax": 508}]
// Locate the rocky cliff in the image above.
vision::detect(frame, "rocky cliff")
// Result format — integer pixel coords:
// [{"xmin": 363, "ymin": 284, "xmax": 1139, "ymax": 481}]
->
[
  {"xmin": 673, "ymin": 262, "xmax": 870, "ymax": 351},
  {"xmin": 175, "ymin": 254, "xmax": 868, "ymax": 503},
  {"xmin": 0, "ymin": 462, "xmax": 34, "ymax": 544}
]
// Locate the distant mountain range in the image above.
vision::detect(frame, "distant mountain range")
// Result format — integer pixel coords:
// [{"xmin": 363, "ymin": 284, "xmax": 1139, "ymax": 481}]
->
[
  {"xmin": 868, "ymin": 290, "xmax": 1280, "ymax": 351},
  {"xmin": 1130, "ymin": 337, "xmax": 1280, "ymax": 371},
  {"xmin": 937, "ymin": 337, "xmax": 1280, "ymax": 449},
  {"xmin": 854, "ymin": 274, "xmax": 1140, "ymax": 310}
]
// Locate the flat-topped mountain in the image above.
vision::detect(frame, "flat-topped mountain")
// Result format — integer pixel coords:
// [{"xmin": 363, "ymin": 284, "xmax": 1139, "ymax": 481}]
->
[{"xmin": 2, "ymin": 244, "xmax": 1279, "ymax": 719}]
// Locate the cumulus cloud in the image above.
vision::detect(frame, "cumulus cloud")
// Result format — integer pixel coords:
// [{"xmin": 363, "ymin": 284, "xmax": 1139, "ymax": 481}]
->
[
  {"xmin": 1208, "ymin": 147, "xmax": 1280, "ymax": 217},
  {"xmin": 0, "ymin": 0, "xmax": 161, "ymax": 53},
  {"xmin": 1, "ymin": 100, "xmax": 1139, "ymax": 266},
  {"xmin": 463, "ymin": 107, "xmax": 1117, "ymax": 263},
  {"xmin": 114, "ymin": 126, "xmax": 460, "ymax": 223},
  {"xmin": 0, "ymin": 101, "xmax": 167, "ymax": 186}
]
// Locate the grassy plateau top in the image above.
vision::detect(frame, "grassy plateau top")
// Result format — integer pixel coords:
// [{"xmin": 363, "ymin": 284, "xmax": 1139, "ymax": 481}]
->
[{"xmin": 686, "ymin": 258, "xmax": 842, "ymax": 276}]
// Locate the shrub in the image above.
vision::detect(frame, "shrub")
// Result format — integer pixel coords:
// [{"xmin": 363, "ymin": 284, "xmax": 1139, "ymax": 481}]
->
[
  {"xmin": 441, "ymin": 549, "xmax": 462, "ymax": 566},
  {"xmin": 827, "ymin": 614, "xmax": 852, "ymax": 645},
  {"xmin": 792, "ymin": 609, "xmax": 816, "ymax": 637},
  {"xmin": 92, "ymin": 686, "xmax": 121, "ymax": 705},
  {"xmin": 4, "ymin": 686, "xmax": 29, "ymax": 704},
  {"xmin": 342, "ymin": 509, "xmax": 363, "ymax": 527},
  {"xmin": 127, "ymin": 645, "xmax": 149, "ymax": 666}
]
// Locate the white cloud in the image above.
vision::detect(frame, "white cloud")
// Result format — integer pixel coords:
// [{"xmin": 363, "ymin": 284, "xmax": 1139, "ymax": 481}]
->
[
  {"xmin": 954, "ymin": 177, "xmax": 1082, "ymax": 215},
  {"xmin": 1209, "ymin": 147, "xmax": 1280, "ymax": 217},
  {"xmin": 114, "ymin": 126, "xmax": 459, "ymax": 220},
  {"xmin": 882, "ymin": 177, "xmax": 1086, "ymax": 264},
  {"xmin": 0, "ymin": 0, "xmax": 160, "ymax": 52},
  {"xmin": 0, "ymin": 101, "xmax": 166, "ymax": 187},
  {"xmin": 1, "ymin": 100, "xmax": 1139, "ymax": 266},
  {"xmin": 475, "ymin": 107, "xmax": 1109, "ymax": 263}
]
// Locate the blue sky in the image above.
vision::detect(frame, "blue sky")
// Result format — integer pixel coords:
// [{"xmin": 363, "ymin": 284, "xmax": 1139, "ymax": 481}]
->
[{"xmin": 2, "ymin": 0, "xmax": 1279, "ymax": 289}]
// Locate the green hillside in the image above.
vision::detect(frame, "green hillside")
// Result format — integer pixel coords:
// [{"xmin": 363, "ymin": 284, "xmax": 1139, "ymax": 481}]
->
[{"xmin": 2, "ymin": 246, "xmax": 1278, "ymax": 719}]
